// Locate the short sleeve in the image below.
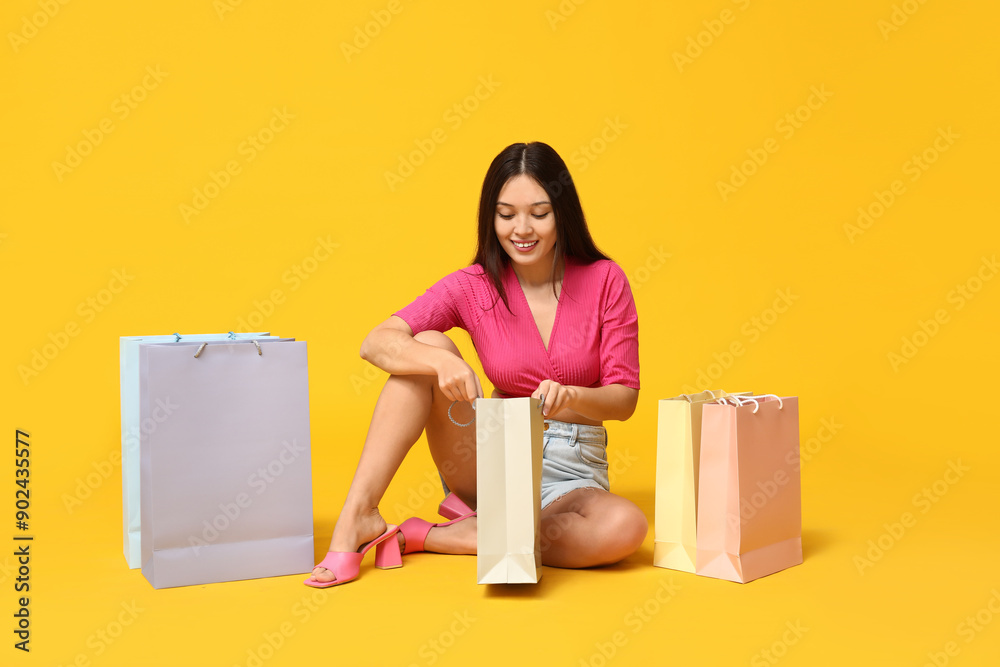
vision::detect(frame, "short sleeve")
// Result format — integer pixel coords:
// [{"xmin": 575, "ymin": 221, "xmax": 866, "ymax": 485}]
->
[
  {"xmin": 393, "ymin": 266, "xmax": 485, "ymax": 335},
  {"xmin": 599, "ymin": 263, "xmax": 640, "ymax": 389}
]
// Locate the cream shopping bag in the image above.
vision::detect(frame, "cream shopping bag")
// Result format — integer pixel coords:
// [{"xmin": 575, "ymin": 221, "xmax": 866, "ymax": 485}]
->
[{"xmin": 476, "ymin": 397, "xmax": 543, "ymax": 584}]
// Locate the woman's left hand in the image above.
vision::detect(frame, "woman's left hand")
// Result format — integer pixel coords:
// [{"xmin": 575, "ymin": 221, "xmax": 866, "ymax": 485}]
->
[{"xmin": 532, "ymin": 380, "xmax": 577, "ymax": 417}]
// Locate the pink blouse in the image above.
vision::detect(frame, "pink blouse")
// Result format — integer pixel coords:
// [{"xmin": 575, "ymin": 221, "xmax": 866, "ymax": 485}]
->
[{"xmin": 393, "ymin": 256, "xmax": 640, "ymax": 397}]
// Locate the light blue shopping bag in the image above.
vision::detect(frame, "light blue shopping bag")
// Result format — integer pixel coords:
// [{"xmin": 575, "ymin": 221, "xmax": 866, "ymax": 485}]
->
[{"xmin": 120, "ymin": 332, "xmax": 274, "ymax": 568}]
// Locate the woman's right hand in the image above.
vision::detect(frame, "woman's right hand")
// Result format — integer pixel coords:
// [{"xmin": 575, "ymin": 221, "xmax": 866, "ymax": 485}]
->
[{"xmin": 433, "ymin": 351, "xmax": 484, "ymax": 404}]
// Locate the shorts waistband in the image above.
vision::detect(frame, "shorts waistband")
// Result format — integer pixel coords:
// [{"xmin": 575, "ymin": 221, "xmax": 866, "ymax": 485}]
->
[{"xmin": 542, "ymin": 419, "xmax": 606, "ymax": 440}]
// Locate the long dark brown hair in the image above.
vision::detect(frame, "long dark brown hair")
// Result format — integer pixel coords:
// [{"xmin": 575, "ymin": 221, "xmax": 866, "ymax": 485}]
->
[{"xmin": 472, "ymin": 142, "xmax": 609, "ymax": 312}]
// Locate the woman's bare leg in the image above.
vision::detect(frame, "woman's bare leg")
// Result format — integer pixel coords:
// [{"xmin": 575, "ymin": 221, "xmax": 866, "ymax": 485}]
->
[
  {"xmin": 312, "ymin": 331, "xmax": 477, "ymax": 583},
  {"xmin": 538, "ymin": 489, "xmax": 648, "ymax": 568}
]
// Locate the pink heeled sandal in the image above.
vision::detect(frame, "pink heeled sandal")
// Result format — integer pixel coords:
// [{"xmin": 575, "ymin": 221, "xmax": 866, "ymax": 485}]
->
[
  {"xmin": 400, "ymin": 495, "xmax": 477, "ymax": 555},
  {"xmin": 438, "ymin": 493, "xmax": 476, "ymax": 521},
  {"xmin": 304, "ymin": 524, "xmax": 402, "ymax": 588}
]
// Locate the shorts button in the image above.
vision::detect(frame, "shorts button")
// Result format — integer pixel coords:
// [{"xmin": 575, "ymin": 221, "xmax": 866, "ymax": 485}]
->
[{"xmin": 543, "ymin": 423, "xmax": 549, "ymax": 431}]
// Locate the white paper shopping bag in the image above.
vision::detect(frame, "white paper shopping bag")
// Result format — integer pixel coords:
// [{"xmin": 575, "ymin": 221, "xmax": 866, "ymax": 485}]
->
[{"xmin": 476, "ymin": 397, "xmax": 543, "ymax": 584}]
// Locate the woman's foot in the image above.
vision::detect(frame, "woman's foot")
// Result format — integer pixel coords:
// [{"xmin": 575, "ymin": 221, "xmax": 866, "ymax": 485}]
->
[
  {"xmin": 311, "ymin": 508, "xmax": 388, "ymax": 585},
  {"xmin": 398, "ymin": 515, "xmax": 477, "ymax": 555}
]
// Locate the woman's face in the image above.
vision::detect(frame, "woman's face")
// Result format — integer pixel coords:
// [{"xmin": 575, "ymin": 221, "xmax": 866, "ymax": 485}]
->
[{"xmin": 494, "ymin": 175, "xmax": 557, "ymax": 270}]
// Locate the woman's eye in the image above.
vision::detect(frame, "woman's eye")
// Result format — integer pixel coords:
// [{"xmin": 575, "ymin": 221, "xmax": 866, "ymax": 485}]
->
[{"xmin": 497, "ymin": 211, "xmax": 548, "ymax": 220}]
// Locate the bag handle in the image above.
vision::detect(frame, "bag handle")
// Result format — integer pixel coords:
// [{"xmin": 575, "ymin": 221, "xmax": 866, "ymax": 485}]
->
[
  {"xmin": 172, "ymin": 331, "xmax": 253, "ymax": 343},
  {"xmin": 447, "ymin": 394, "xmax": 545, "ymax": 427},
  {"xmin": 193, "ymin": 340, "xmax": 263, "ymax": 358},
  {"xmin": 681, "ymin": 389, "xmax": 746, "ymax": 403},
  {"xmin": 715, "ymin": 394, "xmax": 784, "ymax": 413}
]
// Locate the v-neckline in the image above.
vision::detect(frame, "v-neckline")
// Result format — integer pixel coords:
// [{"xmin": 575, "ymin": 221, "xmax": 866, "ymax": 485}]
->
[{"xmin": 509, "ymin": 259, "xmax": 569, "ymax": 355}]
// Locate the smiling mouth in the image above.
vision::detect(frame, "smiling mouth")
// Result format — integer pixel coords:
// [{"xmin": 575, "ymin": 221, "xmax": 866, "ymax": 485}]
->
[{"xmin": 512, "ymin": 240, "xmax": 538, "ymax": 250}]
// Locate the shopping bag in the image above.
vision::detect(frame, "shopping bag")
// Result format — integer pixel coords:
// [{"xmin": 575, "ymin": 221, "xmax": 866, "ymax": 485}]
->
[
  {"xmin": 653, "ymin": 389, "xmax": 746, "ymax": 572},
  {"xmin": 696, "ymin": 395, "xmax": 802, "ymax": 583},
  {"xmin": 120, "ymin": 332, "xmax": 274, "ymax": 568},
  {"xmin": 476, "ymin": 397, "xmax": 543, "ymax": 584},
  {"xmin": 139, "ymin": 338, "xmax": 313, "ymax": 588}
]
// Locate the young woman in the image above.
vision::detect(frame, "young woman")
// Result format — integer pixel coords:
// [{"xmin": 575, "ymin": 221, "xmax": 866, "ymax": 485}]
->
[{"xmin": 305, "ymin": 142, "xmax": 647, "ymax": 587}]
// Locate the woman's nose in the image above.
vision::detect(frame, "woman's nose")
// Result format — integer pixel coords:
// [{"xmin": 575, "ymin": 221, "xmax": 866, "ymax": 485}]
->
[{"xmin": 513, "ymin": 214, "xmax": 532, "ymax": 235}]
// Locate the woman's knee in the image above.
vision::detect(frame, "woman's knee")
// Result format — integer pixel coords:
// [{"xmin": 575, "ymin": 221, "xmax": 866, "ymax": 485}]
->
[
  {"xmin": 595, "ymin": 499, "xmax": 648, "ymax": 561},
  {"xmin": 543, "ymin": 492, "xmax": 647, "ymax": 564},
  {"xmin": 614, "ymin": 502, "xmax": 649, "ymax": 551},
  {"xmin": 412, "ymin": 330, "xmax": 462, "ymax": 357}
]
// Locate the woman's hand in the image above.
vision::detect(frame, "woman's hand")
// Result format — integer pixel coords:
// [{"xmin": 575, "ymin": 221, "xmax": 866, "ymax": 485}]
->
[
  {"xmin": 434, "ymin": 352, "xmax": 484, "ymax": 404},
  {"xmin": 532, "ymin": 380, "xmax": 578, "ymax": 417}
]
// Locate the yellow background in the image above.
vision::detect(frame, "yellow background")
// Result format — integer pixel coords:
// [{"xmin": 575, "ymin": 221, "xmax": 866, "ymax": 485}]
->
[{"xmin": 3, "ymin": 0, "xmax": 998, "ymax": 665}]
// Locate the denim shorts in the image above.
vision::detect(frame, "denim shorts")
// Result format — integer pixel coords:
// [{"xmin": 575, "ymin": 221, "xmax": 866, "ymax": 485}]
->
[{"xmin": 540, "ymin": 419, "xmax": 610, "ymax": 509}]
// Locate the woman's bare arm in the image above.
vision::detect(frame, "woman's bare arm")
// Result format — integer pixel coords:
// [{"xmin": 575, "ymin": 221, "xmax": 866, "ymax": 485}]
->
[{"xmin": 360, "ymin": 316, "xmax": 483, "ymax": 403}]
